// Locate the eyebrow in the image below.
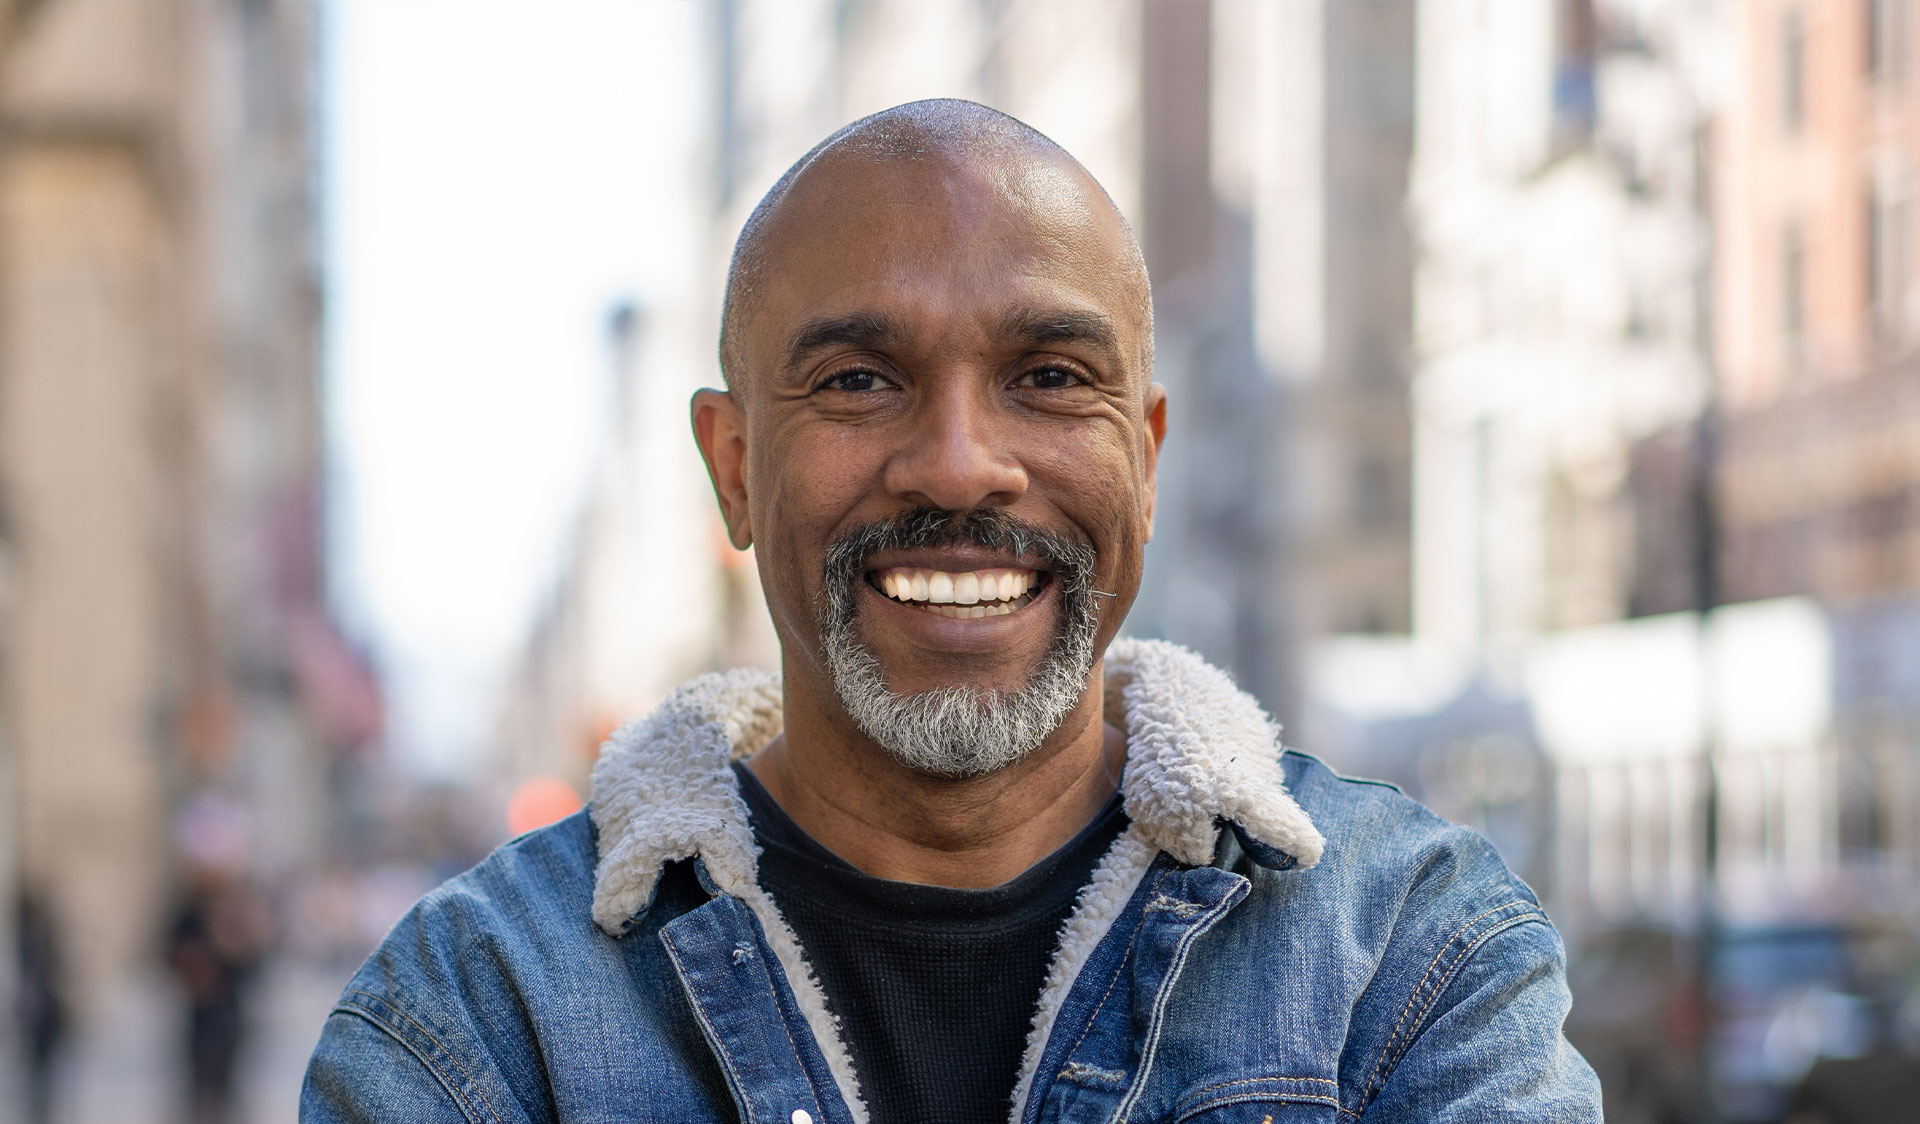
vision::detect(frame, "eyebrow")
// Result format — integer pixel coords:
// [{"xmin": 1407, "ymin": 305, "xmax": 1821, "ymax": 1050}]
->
[
  {"xmin": 998, "ymin": 307, "xmax": 1121, "ymax": 362},
  {"xmin": 783, "ymin": 312, "xmax": 900, "ymax": 373},
  {"xmin": 780, "ymin": 305, "xmax": 1125, "ymax": 374}
]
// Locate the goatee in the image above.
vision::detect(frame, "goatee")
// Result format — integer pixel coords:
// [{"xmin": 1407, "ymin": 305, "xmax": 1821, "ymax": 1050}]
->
[{"xmin": 817, "ymin": 508, "xmax": 1101, "ymax": 778}]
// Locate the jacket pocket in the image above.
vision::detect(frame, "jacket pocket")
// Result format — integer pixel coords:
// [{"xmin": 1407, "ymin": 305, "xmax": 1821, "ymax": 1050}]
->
[{"xmin": 1170, "ymin": 1075, "xmax": 1347, "ymax": 1124}]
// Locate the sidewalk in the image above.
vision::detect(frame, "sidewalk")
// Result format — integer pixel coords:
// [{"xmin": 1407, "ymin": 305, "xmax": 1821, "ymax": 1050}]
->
[{"xmin": 4, "ymin": 955, "xmax": 348, "ymax": 1124}]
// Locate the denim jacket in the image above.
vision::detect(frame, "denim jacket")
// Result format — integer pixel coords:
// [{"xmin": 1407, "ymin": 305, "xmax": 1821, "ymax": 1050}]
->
[{"xmin": 302, "ymin": 638, "xmax": 1600, "ymax": 1123}]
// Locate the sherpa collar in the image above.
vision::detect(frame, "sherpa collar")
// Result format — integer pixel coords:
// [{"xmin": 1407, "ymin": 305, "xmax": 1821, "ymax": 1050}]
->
[{"xmin": 588, "ymin": 636, "xmax": 1324, "ymax": 936}]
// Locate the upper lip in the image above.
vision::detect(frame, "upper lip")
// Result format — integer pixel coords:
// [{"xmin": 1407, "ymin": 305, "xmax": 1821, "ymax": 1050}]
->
[{"xmin": 861, "ymin": 549, "xmax": 1050, "ymax": 575}]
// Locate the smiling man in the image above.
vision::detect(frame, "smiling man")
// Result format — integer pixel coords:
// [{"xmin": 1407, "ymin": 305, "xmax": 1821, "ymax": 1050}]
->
[{"xmin": 302, "ymin": 101, "xmax": 1600, "ymax": 1124}]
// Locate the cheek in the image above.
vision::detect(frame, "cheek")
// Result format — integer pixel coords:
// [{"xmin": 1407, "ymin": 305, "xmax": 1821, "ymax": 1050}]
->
[
  {"xmin": 756, "ymin": 426, "xmax": 882, "ymax": 524},
  {"xmin": 1029, "ymin": 428, "xmax": 1154, "ymax": 537},
  {"xmin": 748, "ymin": 425, "xmax": 886, "ymax": 588}
]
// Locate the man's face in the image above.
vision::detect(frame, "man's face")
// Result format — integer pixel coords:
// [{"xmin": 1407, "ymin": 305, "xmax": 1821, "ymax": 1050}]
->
[{"xmin": 703, "ymin": 149, "xmax": 1165, "ymax": 767}]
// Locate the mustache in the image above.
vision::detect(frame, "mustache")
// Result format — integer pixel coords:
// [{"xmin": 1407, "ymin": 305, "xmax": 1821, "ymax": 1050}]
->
[{"xmin": 821, "ymin": 507, "xmax": 1096, "ymax": 595}]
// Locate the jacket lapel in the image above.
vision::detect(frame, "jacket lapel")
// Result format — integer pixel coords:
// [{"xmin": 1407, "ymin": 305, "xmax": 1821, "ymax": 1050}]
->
[{"xmin": 587, "ymin": 637, "xmax": 1326, "ymax": 1124}]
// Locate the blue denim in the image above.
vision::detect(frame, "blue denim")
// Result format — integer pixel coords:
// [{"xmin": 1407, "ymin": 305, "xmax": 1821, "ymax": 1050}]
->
[{"xmin": 302, "ymin": 749, "xmax": 1599, "ymax": 1122}]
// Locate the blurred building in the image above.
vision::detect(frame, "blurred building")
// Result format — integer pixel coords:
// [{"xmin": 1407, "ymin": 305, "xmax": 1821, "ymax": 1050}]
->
[
  {"xmin": 1308, "ymin": 0, "xmax": 1720, "ymax": 904},
  {"xmin": 0, "ymin": 0, "xmax": 374, "ymax": 1026},
  {"xmin": 1307, "ymin": 0, "xmax": 1920, "ymax": 951},
  {"xmin": 1210, "ymin": 0, "xmax": 1418, "ymax": 645},
  {"xmin": 1549, "ymin": 0, "xmax": 1920, "ymax": 929},
  {"xmin": 1691, "ymin": 0, "xmax": 1920, "ymax": 914}
]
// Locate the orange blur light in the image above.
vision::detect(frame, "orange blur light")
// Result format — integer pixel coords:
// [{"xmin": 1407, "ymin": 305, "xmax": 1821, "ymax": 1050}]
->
[{"xmin": 506, "ymin": 775, "xmax": 583, "ymax": 837}]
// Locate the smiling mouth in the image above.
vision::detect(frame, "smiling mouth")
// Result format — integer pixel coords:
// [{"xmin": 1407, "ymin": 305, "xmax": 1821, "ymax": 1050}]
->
[{"xmin": 866, "ymin": 566, "xmax": 1049, "ymax": 620}]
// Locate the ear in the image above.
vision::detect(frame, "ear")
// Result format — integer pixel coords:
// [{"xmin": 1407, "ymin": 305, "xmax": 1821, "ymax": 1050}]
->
[
  {"xmin": 692, "ymin": 387, "xmax": 753, "ymax": 549},
  {"xmin": 1142, "ymin": 382, "xmax": 1167, "ymax": 540}
]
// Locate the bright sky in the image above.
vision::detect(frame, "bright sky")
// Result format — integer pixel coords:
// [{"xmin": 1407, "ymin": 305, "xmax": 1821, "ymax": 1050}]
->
[{"xmin": 324, "ymin": 0, "xmax": 704, "ymax": 776}]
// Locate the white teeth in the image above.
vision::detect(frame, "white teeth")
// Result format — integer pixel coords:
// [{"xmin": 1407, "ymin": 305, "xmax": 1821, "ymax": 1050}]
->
[{"xmin": 875, "ymin": 566, "xmax": 1041, "ymax": 611}]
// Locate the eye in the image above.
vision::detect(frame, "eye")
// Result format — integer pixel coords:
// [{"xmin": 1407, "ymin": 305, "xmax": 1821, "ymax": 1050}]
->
[
  {"xmin": 817, "ymin": 367, "xmax": 896, "ymax": 393},
  {"xmin": 1016, "ymin": 364, "xmax": 1084, "ymax": 390}
]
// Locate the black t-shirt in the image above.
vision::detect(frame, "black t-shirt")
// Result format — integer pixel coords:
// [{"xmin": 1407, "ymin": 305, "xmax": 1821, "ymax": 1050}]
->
[{"xmin": 732, "ymin": 761, "xmax": 1128, "ymax": 1124}]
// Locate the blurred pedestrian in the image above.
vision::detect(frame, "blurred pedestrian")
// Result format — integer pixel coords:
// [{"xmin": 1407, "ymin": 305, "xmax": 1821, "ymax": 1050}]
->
[
  {"xmin": 13, "ymin": 889, "xmax": 67, "ymax": 1124},
  {"xmin": 165, "ymin": 863, "xmax": 272, "ymax": 1124}
]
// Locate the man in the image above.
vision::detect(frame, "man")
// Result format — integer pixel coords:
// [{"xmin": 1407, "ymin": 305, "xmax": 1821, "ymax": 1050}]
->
[{"xmin": 303, "ymin": 100, "xmax": 1600, "ymax": 1123}]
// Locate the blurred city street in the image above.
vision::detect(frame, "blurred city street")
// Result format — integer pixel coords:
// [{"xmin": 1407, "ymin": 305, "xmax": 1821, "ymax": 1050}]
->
[
  {"xmin": 4, "ymin": 0, "xmax": 1920, "ymax": 1120},
  {"xmin": 2, "ymin": 955, "xmax": 342, "ymax": 1124}
]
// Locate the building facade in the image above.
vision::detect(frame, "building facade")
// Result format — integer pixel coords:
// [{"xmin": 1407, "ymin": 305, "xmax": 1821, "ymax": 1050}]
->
[{"xmin": 0, "ymin": 0, "xmax": 368, "ymax": 1023}]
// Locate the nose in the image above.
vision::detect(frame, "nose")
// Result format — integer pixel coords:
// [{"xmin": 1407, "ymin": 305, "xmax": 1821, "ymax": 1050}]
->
[{"xmin": 881, "ymin": 379, "xmax": 1028, "ymax": 511}]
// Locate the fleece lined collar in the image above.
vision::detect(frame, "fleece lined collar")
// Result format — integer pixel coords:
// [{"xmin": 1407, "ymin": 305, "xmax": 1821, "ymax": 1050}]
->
[
  {"xmin": 588, "ymin": 636, "xmax": 1322, "ymax": 936},
  {"xmin": 587, "ymin": 636, "xmax": 1324, "ymax": 1124}
]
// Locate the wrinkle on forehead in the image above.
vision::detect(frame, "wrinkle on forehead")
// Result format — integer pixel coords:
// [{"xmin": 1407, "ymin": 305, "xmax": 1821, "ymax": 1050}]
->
[
  {"xmin": 719, "ymin": 103, "xmax": 1152, "ymax": 391},
  {"xmin": 755, "ymin": 150, "xmax": 1149, "ymax": 382}
]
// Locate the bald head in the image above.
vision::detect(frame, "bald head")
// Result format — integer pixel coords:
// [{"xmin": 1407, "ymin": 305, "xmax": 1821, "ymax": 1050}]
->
[{"xmin": 717, "ymin": 99, "xmax": 1152, "ymax": 390}]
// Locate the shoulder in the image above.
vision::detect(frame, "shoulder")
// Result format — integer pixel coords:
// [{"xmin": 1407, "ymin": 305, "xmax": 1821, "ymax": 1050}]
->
[
  {"xmin": 345, "ymin": 809, "xmax": 604, "ymax": 1003},
  {"xmin": 306, "ymin": 811, "xmax": 607, "ymax": 1123},
  {"xmin": 1257, "ymin": 754, "xmax": 1592, "ymax": 1117},
  {"xmin": 1252, "ymin": 751, "xmax": 1560, "ymax": 1036},
  {"xmin": 326, "ymin": 812, "xmax": 613, "ymax": 1065},
  {"xmin": 1279, "ymin": 749, "xmax": 1544, "ymax": 927}
]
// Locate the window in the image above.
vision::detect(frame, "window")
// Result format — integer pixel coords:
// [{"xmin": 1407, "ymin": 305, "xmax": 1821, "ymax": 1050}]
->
[
  {"xmin": 1782, "ymin": 220, "xmax": 1806, "ymax": 368},
  {"xmin": 1868, "ymin": 182, "xmax": 1912, "ymax": 346},
  {"xmin": 1352, "ymin": 454, "xmax": 1397, "ymax": 533},
  {"xmin": 1783, "ymin": 7, "xmax": 1805, "ymax": 132},
  {"xmin": 1868, "ymin": 0, "xmax": 1910, "ymax": 87},
  {"xmin": 1550, "ymin": 0, "xmax": 1599, "ymax": 154}
]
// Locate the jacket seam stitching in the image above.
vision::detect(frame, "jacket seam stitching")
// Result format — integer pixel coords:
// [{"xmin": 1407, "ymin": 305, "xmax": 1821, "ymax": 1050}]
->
[
  {"xmin": 1060, "ymin": 867, "xmax": 1168, "ymax": 1065},
  {"xmin": 1175, "ymin": 1088, "xmax": 1342, "ymax": 1120},
  {"xmin": 332, "ymin": 998, "xmax": 501, "ymax": 1124},
  {"xmin": 660, "ymin": 927, "xmax": 764, "ymax": 1124},
  {"xmin": 746, "ymin": 929, "xmax": 829, "ymax": 1122},
  {"xmin": 1189, "ymin": 1076, "xmax": 1339, "ymax": 1095},
  {"xmin": 1392, "ymin": 912, "xmax": 1544, "ymax": 1068},
  {"xmin": 1059, "ymin": 866, "xmax": 1172, "ymax": 1068},
  {"xmin": 1173, "ymin": 1074, "xmax": 1341, "ymax": 1119},
  {"xmin": 1360, "ymin": 899, "xmax": 1531, "ymax": 1094},
  {"xmin": 1110, "ymin": 884, "xmax": 1247, "ymax": 1121},
  {"xmin": 1357, "ymin": 903, "xmax": 1546, "ymax": 1110}
]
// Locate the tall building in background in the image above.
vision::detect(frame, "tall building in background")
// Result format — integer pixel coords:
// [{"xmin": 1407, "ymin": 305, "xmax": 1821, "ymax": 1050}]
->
[
  {"xmin": 1309, "ymin": 0, "xmax": 1726, "ymax": 915},
  {"xmin": 496, "ymin": 298, "xmax": 778, "ymax": 800},
  {"xmin": 1685, "ymin": 0, "xmax": 1920, "ymax": 912},
  {"xmin": 0, "ymin": 0, "xmax": 373, "ymax": 1020},
  {"xmin": 1307, "ymin": 0, "xmax": 1920, "ymax": 944},
  {"xmin": 1211, "ymin": 0, "xmax": 1418, "ymax": 645}
]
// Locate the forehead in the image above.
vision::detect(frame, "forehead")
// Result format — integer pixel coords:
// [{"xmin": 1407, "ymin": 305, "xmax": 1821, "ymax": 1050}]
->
[{"xmin": 743, "ymin": 150, "xmax": 1144, "ymax": 371}]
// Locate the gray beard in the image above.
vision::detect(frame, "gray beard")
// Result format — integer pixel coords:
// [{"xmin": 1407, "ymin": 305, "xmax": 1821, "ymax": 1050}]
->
[{"xmin": 817, "ymin": 509, "xmax": 1102, "ymax": 779}]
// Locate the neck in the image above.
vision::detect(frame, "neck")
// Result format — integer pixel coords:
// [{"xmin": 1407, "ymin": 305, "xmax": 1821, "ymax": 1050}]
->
[{"xmin": 745, "ymin": 669, "xmax": 1124, "ymax": 888}]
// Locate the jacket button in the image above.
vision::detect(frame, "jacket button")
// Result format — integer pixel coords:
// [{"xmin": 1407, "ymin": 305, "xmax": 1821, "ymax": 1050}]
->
[{"xmin": 790, "ymin": 1112, "xmax": 814, "ymax": 1124}]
